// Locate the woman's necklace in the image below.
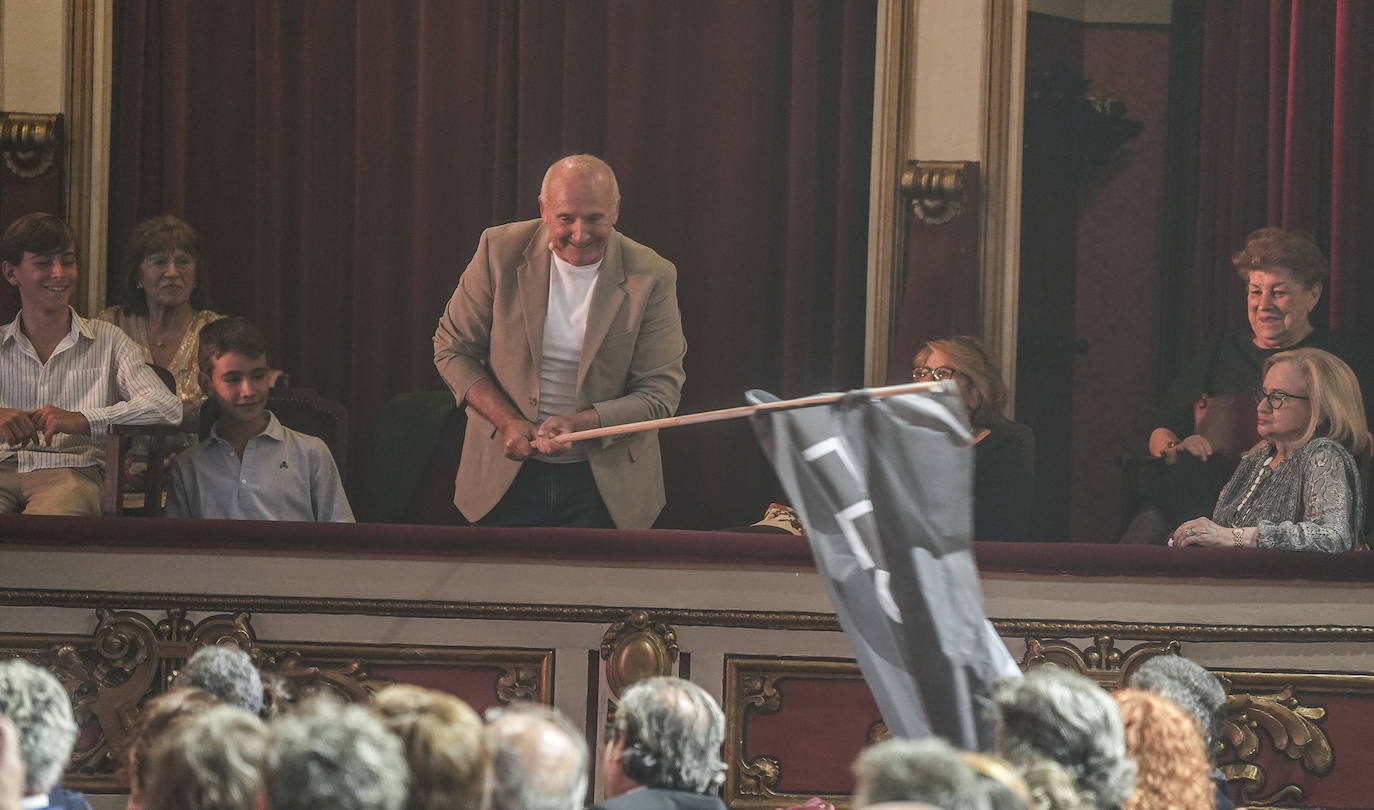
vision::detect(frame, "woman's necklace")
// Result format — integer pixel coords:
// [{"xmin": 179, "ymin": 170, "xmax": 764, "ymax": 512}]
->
[
  {"xmin": 1232, "ymin": 448, "xmax": 1276, "ymax": 518},
  {"xmin": 151, "ymin": 312, "xmax": 191, "ymax": 349}
]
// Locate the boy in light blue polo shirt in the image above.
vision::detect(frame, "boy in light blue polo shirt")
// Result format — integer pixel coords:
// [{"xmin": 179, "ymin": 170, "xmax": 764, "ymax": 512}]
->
[{"xmin": 165, "ymin": 317, "xmax": 352, "ymax": 521}]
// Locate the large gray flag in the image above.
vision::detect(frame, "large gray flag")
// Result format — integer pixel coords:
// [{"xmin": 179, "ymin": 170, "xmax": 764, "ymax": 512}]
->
[{"xmin": 748, "ymin": 385, "xmax": 1017, "ymax": 750}]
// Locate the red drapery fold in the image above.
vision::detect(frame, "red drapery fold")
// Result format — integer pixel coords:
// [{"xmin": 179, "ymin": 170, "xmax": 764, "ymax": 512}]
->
[
  {"xmin": 1192, "ymin": 0, "xmax": 1373, "ymax": 344},
  {"xmin": 108, "ymin": 0, "xmax": 876, "ymax": 529}
]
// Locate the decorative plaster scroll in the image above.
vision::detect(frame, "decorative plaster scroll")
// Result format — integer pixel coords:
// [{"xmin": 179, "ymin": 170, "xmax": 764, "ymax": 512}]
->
[
  {"xmin": 0, "ymin": 112, "xmax": 61, "ymax": 177},
  {"xmin": 1021, "ymin": 635, "xmax": 1180, "ymax": 688},
  {"xmin": 899, "ymin": 160, "xmax": 967, "ymax": 225}
]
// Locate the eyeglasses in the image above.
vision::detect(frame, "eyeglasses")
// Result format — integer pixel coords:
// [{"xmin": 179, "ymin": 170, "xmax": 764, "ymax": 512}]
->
[
  {"xmin": 912, "ymin": 366, "xmax": 960, "ymax": 382},
  {"xmin": 1252, "ymin": 388, "xmax": 1310, "ymax": 410}
]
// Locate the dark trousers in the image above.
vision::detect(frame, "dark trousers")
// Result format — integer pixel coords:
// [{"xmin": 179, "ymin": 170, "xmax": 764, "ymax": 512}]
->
[{"xmin": 477, "ymin": 460, "xmax": 615, "ymax": 528}]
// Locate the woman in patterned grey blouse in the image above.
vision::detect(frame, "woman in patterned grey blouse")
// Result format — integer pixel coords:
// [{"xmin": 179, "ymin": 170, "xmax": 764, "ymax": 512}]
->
[{"xmin": 1169, "ymin": 348, "xmax": 1368, "ymax": 552}]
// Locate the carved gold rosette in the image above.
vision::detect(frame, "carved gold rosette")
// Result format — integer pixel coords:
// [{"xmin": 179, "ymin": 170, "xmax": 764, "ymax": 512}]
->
[{"xmin": 600, "ymin": 611, "xmax": 679, "ymax": 698}]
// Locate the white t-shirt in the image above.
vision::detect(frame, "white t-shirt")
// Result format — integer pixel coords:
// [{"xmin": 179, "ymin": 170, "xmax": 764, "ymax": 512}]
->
[{"xmin": 536, "ymin": 253, "xmax": 601, "ymax": 462}]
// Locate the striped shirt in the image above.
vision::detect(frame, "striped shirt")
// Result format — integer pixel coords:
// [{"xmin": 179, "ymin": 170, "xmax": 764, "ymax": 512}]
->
[{"xmin": 0, "ymin": 308, "xmax": 182, "ymax": 471}]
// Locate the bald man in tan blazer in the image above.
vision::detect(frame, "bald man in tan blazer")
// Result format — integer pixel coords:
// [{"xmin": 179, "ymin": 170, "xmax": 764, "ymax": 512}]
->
[{"xmin": 434, "ymin": 156, "xmax": 686, "ymax": 529}]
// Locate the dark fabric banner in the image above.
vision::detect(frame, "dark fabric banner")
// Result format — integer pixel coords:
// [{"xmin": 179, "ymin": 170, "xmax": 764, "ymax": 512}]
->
[{"xmin": 748, "ymin": 385, "xmax": 1017, "ymax": 750}]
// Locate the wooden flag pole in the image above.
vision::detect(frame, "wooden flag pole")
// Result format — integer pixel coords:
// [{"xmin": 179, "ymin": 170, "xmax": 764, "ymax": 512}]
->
[{"xmin": 554, "ymin": 380, "xmax": 945, "ymax": 443}]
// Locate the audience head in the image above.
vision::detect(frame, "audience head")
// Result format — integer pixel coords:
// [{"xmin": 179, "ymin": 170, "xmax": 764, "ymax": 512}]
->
[
  {"xmin": 0, "ymin": 715, "xmax": 23, "ymax": 810},
  {"xmin": 173, "ymin": 645, "xmax": 264, "ymax": 717},
  {"xmin": 142, "ymin": 704, "xmax": 267, "ymax": 810},
  {"xmin": 485, "ymin": 703, "xmax": 587, "ymax": 810},
  {"xmin": 852, "ymin": 737, "xmax": 989, "ymax": 810},
  {"xmin": 1231, "ymin": 228, "xmax": 1326, "ymax": 349},
  {"xmin": 1125, "ymin": 655, "xmax": 1226, "ymax": 756},
  {"xmin": 264, "ymin": 695, "xmax": 408, "ymax": 810},
  {"xmin": 912, "ymin": 336, "xmax": 1009, "ymax": 428},
  {"xmin": 1111, "ymin": 690, "xmax": 1213, "ymax": 810},
  {"xmin": 959, "ymin": 751, "xmax": 1032, "ymax": 810},
  {"xmin": 1232, "ymin": 227, "xmax": 1328, "ymax": 290},
  {"xmin": 119, "ymin": 215, "xmax": 209, "ymax": 316},
  {"xmin": 373, "ymin": 686, "xmax": 490, "ymax": 810},
  {"xmin": 197, "ymin": 317, "xmax": 271, "ymax": 379},
  {"xmin": 0, "ymin": 659, "xmax": 77, "ymax": 796},
  {"xmin": 0, "ymin": 213, "xmax": 77, "ymax": 267},
  {"xmin": 1015, "ymin": 758, "xmax": 1095, "ymax": 810},
  {"xmin": 992, "ymin": 666, "xmax": 1135, "ymax": 810},
  {"xmin": 603, "ymin": 676, "xmax": 726, "ymax": 797},
  {"xmin": 1262, "ymin": 348, "xmax": 1371, "ymax": 457},
  {"xmin": 127, "ymin": 688, "xmax": 222, "ymax": 806}
]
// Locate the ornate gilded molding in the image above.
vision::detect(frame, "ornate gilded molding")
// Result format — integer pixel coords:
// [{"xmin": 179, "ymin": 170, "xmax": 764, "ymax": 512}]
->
[
  {"xmin": 7, "ymin": 589, "xmax": 1374, "ymax": 645},
  {"xmin": 1, "ymin": 615, "xmax": 554, "ymax": 792},
  {"xmin": 496, "ymin": 662, "xmax": 545, "ymax": 704},
  {"xmin": 1022, "ymin": 635, "xmax": 1180, "ymax": 688},
  {"xmin": 723, "ymin": 657, "xmax": 873, "ymax": 810},
  {"xmin": 900, "ymin": 160, "xmax": 967, "ymax": 225},
  {"xmin": 994, "ymin": 619, "xmax": 1374, "ymax": 643},
  {"xmin": 600, "ymin": 612, "xmax": 679, "ymax": 697},
  {"xmin": 1214, "ymin": 674, "xmax": 1349, "ymax": 808},
  {"xmin": 737, "ymin": 755, "xmax": 782, "ymax": 797},
  {"xmin": 0, "ymin": 112, "xmax": 62, "ymax": 177}
]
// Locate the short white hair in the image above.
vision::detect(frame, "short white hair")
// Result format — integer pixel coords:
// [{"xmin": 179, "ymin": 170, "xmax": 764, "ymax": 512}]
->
[
  {"xmin": 485, "ymin": 703, "xmax": 587, "ymax": 810},
  {"xmin": 0, "ymin": 658, "xmax": 78, "ymax": 793}
]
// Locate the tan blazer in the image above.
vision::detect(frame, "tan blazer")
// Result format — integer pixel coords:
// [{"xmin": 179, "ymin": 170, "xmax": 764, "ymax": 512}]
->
[{"xmin": 434, "ymin": 219, "xmax": 687, "ymax": 528}]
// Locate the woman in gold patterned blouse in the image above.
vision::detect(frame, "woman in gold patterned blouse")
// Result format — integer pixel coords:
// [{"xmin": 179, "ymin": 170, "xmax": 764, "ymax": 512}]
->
[{"xmin": 98, "ymin": 216, "xmax": 223, "ymax": 427}]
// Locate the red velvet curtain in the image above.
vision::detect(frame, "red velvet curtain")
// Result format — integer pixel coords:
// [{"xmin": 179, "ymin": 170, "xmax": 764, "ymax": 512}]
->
[
  {"xmin": 1191, "ymin": 0, "xmax": 1374, "ymax": 343},
  {"xmin": 109, "ymin": 1, "xmax": 876, "ymax": 528}
]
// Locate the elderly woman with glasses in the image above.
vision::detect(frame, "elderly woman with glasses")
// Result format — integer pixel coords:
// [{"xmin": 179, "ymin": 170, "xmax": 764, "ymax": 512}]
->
[
  {"xmin": 1170, "ymin": 348, "xmax": 1368, "ymax": 552},
  {"xmin": 912, "ymin": 335, "xmax": 1036, "ymax": 541}
]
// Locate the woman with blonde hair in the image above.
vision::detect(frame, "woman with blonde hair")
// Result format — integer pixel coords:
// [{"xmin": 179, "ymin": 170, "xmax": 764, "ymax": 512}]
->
[
  {"xmin": 1172, "ymin": 347, "xmax": 1368, "ymax": 552},
  {"xmin": 913, "ymin": 335, "xmax": 1036, "ymax": 540},
  {"xmin": 1112, "ymin": 689, "xmax": 1215, "ymax": 810}
]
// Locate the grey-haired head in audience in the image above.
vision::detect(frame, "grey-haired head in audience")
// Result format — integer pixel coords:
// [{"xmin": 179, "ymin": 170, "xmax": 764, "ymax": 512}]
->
[
  {"xmin": 992, "ymin": 666, "xmax": 1135, "ymax": 810},
  {"xmin": 0, "ymin": 658, "xmax": 78, "ymax": 795},
  {"xmin": 603, "ymin": 676, "xmax": 726, "ymax": 797},
  {"xmin": 264, "ymin": 695, "xmax": 409, "ymax": 810},
  {"xmin": 1126, "ymin": 655, "xmax": 1226, "ymax": 755},
  {"xmin": 173, "ymin": 646, "xmax": 264, "ymax": 717},
  {"xmin": 485, "ymin": 703, "xmax": 588, "ymax": 810},
  {"xmin": 853, "ymin": 737, "xmax": 990, "ymax": 810},
  {"xmin": 143, "ymin": 704, "xmax": 267, "ymax": 810}
]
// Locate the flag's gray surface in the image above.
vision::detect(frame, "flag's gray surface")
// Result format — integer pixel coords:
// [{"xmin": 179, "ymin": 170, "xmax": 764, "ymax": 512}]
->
[{"xmin": 748, "ymin": 386, "xmax": 1015, "ymax": 750}]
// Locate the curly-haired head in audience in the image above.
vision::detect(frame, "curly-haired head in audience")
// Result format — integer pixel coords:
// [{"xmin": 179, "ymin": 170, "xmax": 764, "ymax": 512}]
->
[
  {"xmin": 172, "ymin": 646, "xmax": 264, "ymax": 717},
  {"xmin": 265, "ymin": 695, "xmax": 408, "ymax": 810},
  {"xmin": 602, "ymin": 676, "xmax": 726, "ymax": 798},
  {"xmin": 142, "ymin": 704, "xmax": 267, "ymax": 810},
  {"xmin": 852, "ymin": 737, "xmax": 989, "ymax": 810},
  {"xmin": 0, "ymin": 659, "xmax": 78, "ymax": 797},
  {"xmin": 992, "ymin": 666, "xmax": 1136, "ymax": 810},
  {"xmin": 373, "ymin": 686, "xmax": 490, "ymax": 810},
  {"xmin": 485, "ymin": 703, "xmax": 587, "ymax": 810},
  {"xmin": 126, "ymin": 688, "xmax": 222, "ymax": 810},
  {"xmin": 1112, "ymin": 689, "xmax": 1214, "ymax": 810}
]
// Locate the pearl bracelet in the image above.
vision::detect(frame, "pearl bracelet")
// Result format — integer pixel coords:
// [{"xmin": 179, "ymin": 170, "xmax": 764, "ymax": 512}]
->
[{"xmin": 1232, "ymin": 527, "xmax": 1245, "ymax": 547}]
